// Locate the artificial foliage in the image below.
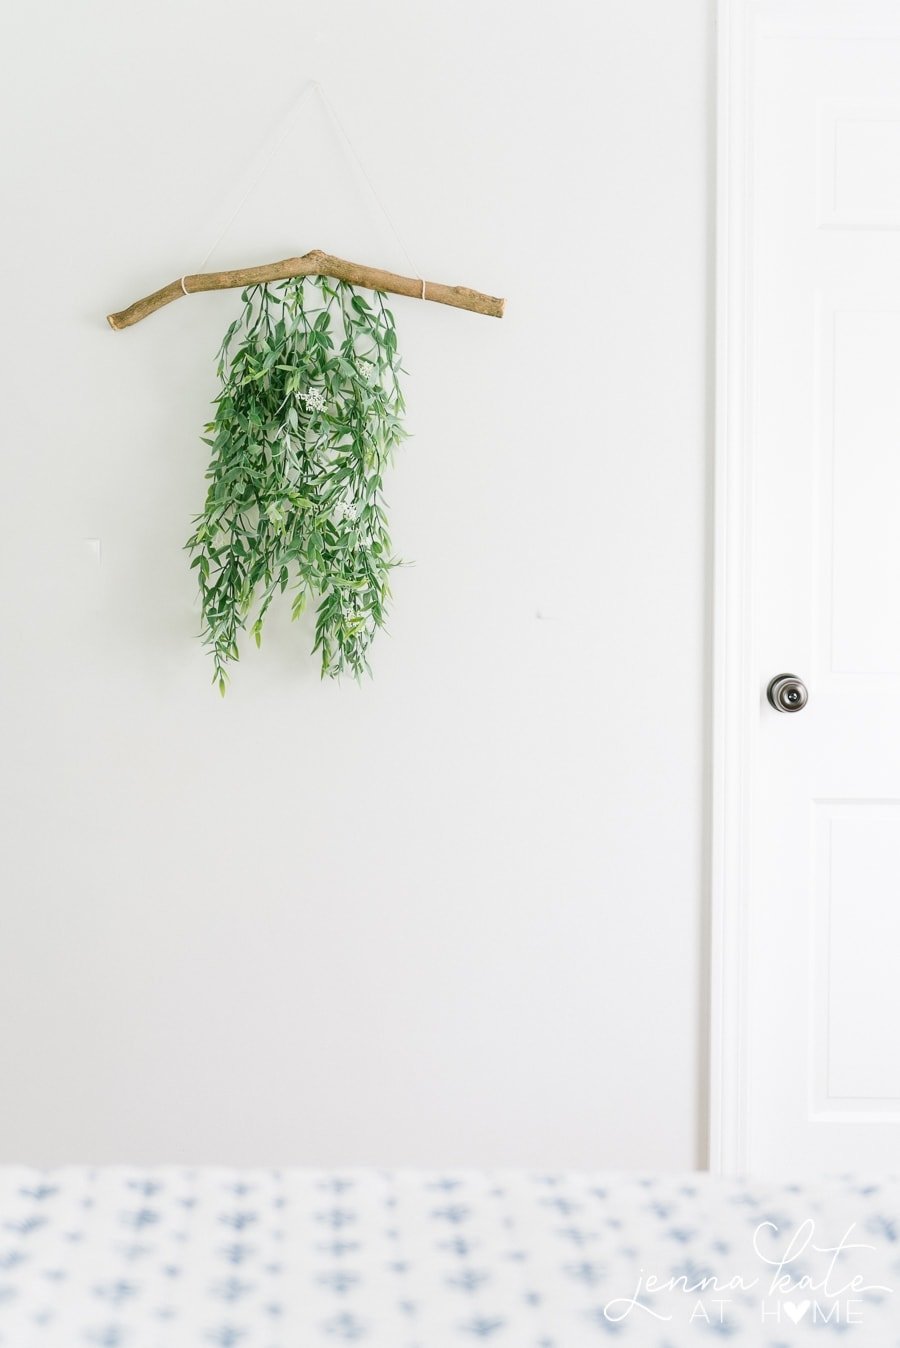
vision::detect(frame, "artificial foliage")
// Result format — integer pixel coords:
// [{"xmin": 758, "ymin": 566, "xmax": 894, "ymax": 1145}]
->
[{"xmin": 186, "ymin": 277, "xmax": 406, "ymax": 691}]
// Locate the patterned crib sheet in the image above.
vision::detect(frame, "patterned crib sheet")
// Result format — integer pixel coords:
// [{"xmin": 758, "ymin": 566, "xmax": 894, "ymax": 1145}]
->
[{"xmin": 0, "ymin": 1168, "xmax": 898, "ymax": 1346}]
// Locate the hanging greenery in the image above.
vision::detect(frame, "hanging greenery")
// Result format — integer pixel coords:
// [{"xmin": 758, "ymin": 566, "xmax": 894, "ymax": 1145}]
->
[{"xmin": 186, "ymin": 276, "xmax": 407, "ymax": 692}]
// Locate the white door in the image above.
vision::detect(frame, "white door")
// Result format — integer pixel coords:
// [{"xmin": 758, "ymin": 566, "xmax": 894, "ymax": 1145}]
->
[{"xmin": 713, "ymin": 0, "xmax": 900, "ymax": 1172}]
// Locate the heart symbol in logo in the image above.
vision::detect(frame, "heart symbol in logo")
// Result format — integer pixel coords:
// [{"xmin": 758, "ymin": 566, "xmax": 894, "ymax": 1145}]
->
[{"xmin": 783, "ymin": 1300, "xmax": 811, "ymax": 1324}]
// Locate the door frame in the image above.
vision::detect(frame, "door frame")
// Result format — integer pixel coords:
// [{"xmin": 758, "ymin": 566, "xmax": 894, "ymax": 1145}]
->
[{"xmin": 709, "ymin": 0, "xmax": 760, "ymax": 1174}]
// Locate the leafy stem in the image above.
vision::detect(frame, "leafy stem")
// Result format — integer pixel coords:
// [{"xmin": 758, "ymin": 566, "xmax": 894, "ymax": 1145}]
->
[{"xmin": 186, "ymin": 276, "xmax": 407, "ymax": 691}]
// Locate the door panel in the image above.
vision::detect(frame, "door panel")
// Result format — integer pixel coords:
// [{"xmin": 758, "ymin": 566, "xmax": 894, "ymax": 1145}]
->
[
  {"xmin": 714, "ymin": 0, "xmax": 900, "ymax": 1171},
  {"xmin": 827, "ymin": 305, "xmax": 900, "ymax": 673},
  {"xmin": 816, "ymin": 802, "xmax": 900, "ymax": 1104}
]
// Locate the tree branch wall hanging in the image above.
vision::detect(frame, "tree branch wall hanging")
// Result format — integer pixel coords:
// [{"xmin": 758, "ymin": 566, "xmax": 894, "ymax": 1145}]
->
[{"xmin": 107, "ymin": 84, "xmax": 504, "ymax": 693}]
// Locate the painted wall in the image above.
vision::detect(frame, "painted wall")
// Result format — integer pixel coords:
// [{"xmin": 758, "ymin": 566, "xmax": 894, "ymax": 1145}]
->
[{"xmin": 0, "ymin": 0, "xmax": 714, "ymax": 1167}]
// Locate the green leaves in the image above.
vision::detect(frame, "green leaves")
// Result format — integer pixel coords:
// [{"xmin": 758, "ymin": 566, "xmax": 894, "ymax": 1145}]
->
[{"xmin": 186, "ymin": 276, "xmax": 407, "ymax": 688}]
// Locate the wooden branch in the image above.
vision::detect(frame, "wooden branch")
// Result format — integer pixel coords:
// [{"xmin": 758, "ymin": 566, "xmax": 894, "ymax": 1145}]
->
[{"xmin": 107, "ymin": 249, "xmax": 505, "ymax": 329}]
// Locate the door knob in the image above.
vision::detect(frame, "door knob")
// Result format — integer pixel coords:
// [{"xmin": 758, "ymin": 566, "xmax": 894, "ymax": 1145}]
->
[{"xmin": 767, "ymin": 673, "xmax": 808, "ymax": 713}]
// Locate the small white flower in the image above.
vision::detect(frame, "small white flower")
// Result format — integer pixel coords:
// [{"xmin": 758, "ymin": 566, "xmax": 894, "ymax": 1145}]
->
[
  {"xmin": 300, "ymin": 387, "xmax": 327, "ymax": 413},
  {"xmin": 334, "ymin": 499, "xmax": 357, "ymax": 523}
]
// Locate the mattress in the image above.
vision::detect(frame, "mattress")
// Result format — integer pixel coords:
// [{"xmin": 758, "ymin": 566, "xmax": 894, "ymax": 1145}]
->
[{"xmin": 0, "ymin": 1168, "xmax": 897, "ymax": 1345}]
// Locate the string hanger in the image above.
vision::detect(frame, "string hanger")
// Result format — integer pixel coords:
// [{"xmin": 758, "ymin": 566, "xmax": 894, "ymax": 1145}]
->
[
  {"xmin": 109, "ymin": 80, "xmax": 504, "ymax": 327},
  {"xmin": 180, "ymin": 81, "xmax": 427, "ymax": 302},
  {"xmin": 311, "ymin": 82, "xmax": 427, "ymax": 300}
]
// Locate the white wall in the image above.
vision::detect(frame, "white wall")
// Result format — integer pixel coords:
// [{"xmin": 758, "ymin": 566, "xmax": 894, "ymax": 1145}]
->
[{"xmin": 0, "ymin": 0, "xmax": 714, "ymax": 1168}]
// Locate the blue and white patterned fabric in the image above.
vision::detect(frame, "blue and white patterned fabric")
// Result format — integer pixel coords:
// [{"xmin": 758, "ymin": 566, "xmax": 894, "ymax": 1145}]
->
[{"xmin": 0, "ymin": 1169, "xmax": 898, "ymax": 1345}]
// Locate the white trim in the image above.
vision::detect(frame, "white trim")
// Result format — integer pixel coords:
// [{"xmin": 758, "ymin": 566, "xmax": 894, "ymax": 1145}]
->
[{"xmin": 709, "ymin": 0, "xmax": 759, "ymax": 1174}]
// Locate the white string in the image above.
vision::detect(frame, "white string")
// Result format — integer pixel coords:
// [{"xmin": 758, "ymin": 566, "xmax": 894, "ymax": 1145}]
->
[
  {"xmin": 180, "ymin": 80, "xmax": 428, "ymax": 300},
  {"xmin": 311, "ymin": 82, "xmax": 426, "ymax": 296},
  {"xmin": 196, "ymin": 82, "xmax": 320, "ymax": 275}
]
